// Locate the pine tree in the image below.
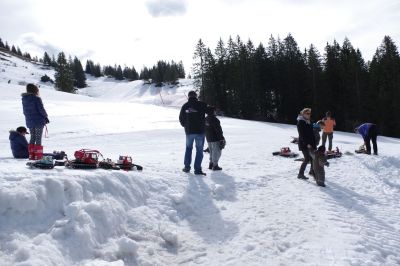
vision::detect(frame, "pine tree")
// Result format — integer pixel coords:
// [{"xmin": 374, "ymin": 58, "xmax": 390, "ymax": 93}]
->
[
  {"xmin": 5, "ymin": 42, "xmax": 10, "ymax": 51},
  {"xmin": 369, "ymin": 36, "xmax": 400, "ymax": 137},
  {"xmin": 16, "ymin": 47, "xmax": 22, "ymax": 56},
  {"xmin": 43, "ymin": 52, "xmax": 52, "ymax": 66},
  {"xmin": 11, "ymin": 45, "xmax": 17, "ymax": 54},
  {"xmin": 192, "ymin": 39, "xmax": 207, "ymax": 99},
  {"xmin": 115, "ymin": 65, "xmax": 124, "ymax": 80},
  {"xmin": 55, "ymin": 52, "xmax": 75, "ymax": 93},
  {"xmin": 72, "ymin": 57, "xmax": 87, "ymax": 88},
  {"xmin": 0, "ymin": 38, "xmax": 4, "ymax": 48}
]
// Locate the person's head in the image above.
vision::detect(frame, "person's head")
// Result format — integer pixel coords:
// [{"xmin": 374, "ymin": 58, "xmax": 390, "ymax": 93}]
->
[
  {"xmin": 326, "ymin": 111, "xmax": 332, "ymax": 117},
  {"xmin": 16, "ymin": 126, "xmax": 29, "ymax": 135},
  {"xmin": 188, "ymin": 91, "xmax": 197, "ymax": 98},
  {"xmin": 317, "ymin": 145, "xmax": 326, "ymax": 153},
  {"xmin": 317, "ymin": 120, "xmax": 325, "ymax": 129},
  {"xmin": 206, "ymin": 105, "xmax": 216, "ymax": 116},
  {"xmin": 300, "ymin": 108, "xmax": 312, "ymax": 119},
  {"xmin": 26, "ymin": 83, "xmax": 39, "ymax": 95}
]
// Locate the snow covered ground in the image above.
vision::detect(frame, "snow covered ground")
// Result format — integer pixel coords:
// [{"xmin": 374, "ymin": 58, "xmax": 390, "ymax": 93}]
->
[{"xmin": 1, "ymin": 51, "xmax": 400, "ymax": 266}]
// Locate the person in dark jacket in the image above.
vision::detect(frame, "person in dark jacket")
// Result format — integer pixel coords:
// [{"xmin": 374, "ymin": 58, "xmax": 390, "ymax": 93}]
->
[
  {"xmin": 179, "ymin": 91, "xmax": 208, "ymax": 175},
  {"xmin": 355, "ymin": 123, "xmax": 378, "ymax": 155},
  {"xmin": 205, "ymin": 106, "xmax": 225, "ymax": 171},
  {"xmin": 297, "ymin": 108, "xmax": 317, "ymax": 179},
  {"xmin": 9, "ymin": 126, "xmax": 29, "ymax": 159},
  {"xmin": 22, "ymin": 83, "xmax": 49, "ymax": 160}
]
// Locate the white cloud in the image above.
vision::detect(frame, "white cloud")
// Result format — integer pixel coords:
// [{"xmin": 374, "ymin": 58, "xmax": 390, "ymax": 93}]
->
[{"xmin": 145, "ymin": 0, "xmax": 187, "ymax": 17}]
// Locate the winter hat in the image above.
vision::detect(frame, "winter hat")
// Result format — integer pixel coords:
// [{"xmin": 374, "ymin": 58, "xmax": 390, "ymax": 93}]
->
[
  {"xmin": 188, "ymin": 91, "xmax": 197, "ymax": 98},
  {"xmin": 300, "ymin": 108, "xmax": 311, "ymax": 115},
  {"xmin": 16, "ymin": 126, "xmax": 29, "ymax": 134},
  {"xmin": 206, "ymin": 106, "xmax": 216, "ymax": 115}
]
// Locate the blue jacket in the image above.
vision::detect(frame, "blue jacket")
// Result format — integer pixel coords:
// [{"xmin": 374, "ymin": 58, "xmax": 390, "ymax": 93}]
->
[
  {"xmin": 22, "ymin": 93, "xmax": 48, "ymax": 128},
  {"xmin": 357, "ymin": 123, "xmax": 374, "ymax": 138},
  {"xmin": 9, "ymin": 130, "xmax": 29, "ymax": 159}
]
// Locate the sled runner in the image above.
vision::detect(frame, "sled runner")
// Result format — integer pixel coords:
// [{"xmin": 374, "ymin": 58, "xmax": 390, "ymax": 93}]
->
[
  {"xmin": 26, "ymin": 156, "xmax": 54, "ymax": 169},
  {"xmin": 272, "ymin": 147, "xmax": 299, "ymax": 158}
]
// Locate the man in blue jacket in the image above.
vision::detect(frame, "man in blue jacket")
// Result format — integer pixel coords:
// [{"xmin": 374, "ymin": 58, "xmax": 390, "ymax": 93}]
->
[
  {"xmin": 355, "ymin": 123, "xmax": 378, "ymax": 155},
  {"xmin": 179, "ymin": 91, "xmax": 207, "ymax": 175},
  {"xmin": 9, "ymin": 126, "xmax": 29, "ymax": 159}
]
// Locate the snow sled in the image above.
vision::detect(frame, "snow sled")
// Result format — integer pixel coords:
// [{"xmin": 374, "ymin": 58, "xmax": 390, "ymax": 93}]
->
[
  {"xmin": 326, "ymin": 147, "xmax": 342, "ymax": 159},
  {"xmin": 65, "ymin": 149, "xmax": 102, "ymax": 169},
  {"xmin": 98, "ymin": 158, "xmax": 120, "ymax": 170},
  {"xmin": 272, "ymin": 147, "xmax": 299, "ymax": 158},
  {"xmin": 26, "ymin": 156, "xmax": 54, "ymax": 169},
  {"xmin": 115, "ymin": 156, "xmax": 143, "ymax": 171}
]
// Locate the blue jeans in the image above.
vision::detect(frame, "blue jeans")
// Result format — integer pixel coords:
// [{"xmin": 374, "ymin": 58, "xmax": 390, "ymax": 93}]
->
[{"xmin": 184, "ymin": 134, "xmax": 205, "ymax": 172}]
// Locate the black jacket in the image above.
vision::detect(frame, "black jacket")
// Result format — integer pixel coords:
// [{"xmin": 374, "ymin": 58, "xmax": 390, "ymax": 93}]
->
[
  {"xmin": 205, "ymin": 115, "xmax": 224, "ymax": 142},
  {"xmin": 179, "ymin": 97, "xmax": 207, "ymax": 134},
  {"xmin": 297, "ymin": 115, "xmax": 316, "ymax": 151}
]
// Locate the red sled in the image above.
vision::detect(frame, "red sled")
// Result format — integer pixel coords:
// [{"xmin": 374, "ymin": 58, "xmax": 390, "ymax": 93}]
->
[
  {"xmin": 272, "ymin": 147, "xmax": 299, "ymax": 158},
  {"xmin": 116, "ymin": 156, "xmax": 143, "ymax": 171},
  {"xmin": 66, "ymin": 149, "xmax": 103, "ymax": 169}
]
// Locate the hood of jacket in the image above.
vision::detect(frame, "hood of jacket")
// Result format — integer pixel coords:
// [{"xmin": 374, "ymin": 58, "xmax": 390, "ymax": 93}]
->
[{"xmin": 297, "ymin": 114, "xmax": 310, "ymax": 124}]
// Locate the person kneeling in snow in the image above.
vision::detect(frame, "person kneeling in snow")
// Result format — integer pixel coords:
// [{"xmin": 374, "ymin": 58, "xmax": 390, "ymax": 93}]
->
[
  {"xmin": 9, "ymin": 126, "xmax": 29, "ymax": 159},
  {"xmin": 205, "ymin": 106, "xmax": 225, "ymax": 171},
  {"xmin": 310, "ymin": 145, "xmax": 329, "ymax": 187}
]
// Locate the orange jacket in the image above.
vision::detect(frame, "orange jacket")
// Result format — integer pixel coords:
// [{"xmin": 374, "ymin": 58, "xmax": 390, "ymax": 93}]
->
[{"xmin": 323, "ymin": 117, "xmax": 336, "ymax": 133}]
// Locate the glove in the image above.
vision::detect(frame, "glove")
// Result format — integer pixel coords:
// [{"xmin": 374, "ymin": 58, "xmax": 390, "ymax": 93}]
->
[
  {"xmin": 219, "ymin": 139, "xmax": 226, "ymax": 150},
  {"xmin": 325, "ymin": 162, "xmax": 330, "ymax": 167},
  {"xmin": 45, "ymin": 117, "xmax": 50, "ymax": 124}
]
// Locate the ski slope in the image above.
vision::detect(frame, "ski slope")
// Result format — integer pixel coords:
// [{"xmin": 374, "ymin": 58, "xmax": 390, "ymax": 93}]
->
[{"xmin": 1, "ymin": 52, "xmax": 400, "ymax": 266}]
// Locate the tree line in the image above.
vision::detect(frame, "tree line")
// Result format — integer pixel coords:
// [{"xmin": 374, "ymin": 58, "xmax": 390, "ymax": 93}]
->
[
  {"xmin": 1, "ymin": 37, "xmax": 186, "ymax": 94},
  {"xmin": 192, "ymin": 35, "xmax": 400, "ymax": 137}
]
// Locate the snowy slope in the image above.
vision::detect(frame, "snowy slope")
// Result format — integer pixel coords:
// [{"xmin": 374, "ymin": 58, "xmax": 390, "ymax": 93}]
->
[{"xmin": 1, "ymin": 52, "xmax": 400, "ymax": 266}]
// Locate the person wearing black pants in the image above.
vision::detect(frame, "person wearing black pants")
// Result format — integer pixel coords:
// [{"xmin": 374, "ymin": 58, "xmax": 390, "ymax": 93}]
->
[
  {"xmin": 355, "ymin": 123, "xmax": 378, "ymax": 155},
  {"xmin": 297, "ymin": 108, "xmax": 317, "ymax": 179}
]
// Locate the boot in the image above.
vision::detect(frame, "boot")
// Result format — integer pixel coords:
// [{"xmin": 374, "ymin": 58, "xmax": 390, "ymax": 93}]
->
[
  {"xmin": 34, "ymin": 145, "xmax": 43, "ymax": 160},
  {"xmin": 28, "ymin": 144, "xmax": 35, "ymax": 160},
  {"xmin": 212, "ymin": 164, "xmax": 222, "ymax": 171},
  {"xmin": 297, "ymin": 174, "xmax": 309, "ymax": 180},
  {"xmin": 208, "ymin": 162, "xmax": 213, "ymax": 169}
]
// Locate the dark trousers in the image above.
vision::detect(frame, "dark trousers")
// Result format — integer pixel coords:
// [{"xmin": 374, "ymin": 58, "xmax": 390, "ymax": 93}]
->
[
  {"xmin": 29, "ymin": 127, "xmax": 44, "ymax": 145},
  {"xmin": 299, "ymin": 149, "xmax": 313, "ymax": 175},
  {"xmin": 321, "ymin": 132, "xmax": 333, "ymax": 151},
  {"xmin": 365, "ymin": 125, "xmax": 378, "ymax": 154}
]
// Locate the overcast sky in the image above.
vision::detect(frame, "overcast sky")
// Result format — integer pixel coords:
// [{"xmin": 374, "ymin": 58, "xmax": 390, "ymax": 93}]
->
[{"xmin": 1, "ymin": 0, "xmax": 399, "ymax": 73}]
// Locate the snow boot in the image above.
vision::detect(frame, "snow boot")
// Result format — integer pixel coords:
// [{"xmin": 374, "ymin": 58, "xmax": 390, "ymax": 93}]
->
[
  {"xmin": 194, "ymin": 170, "xmax": 206, "ymax": 176},
  {"xmin": 212, "ymin": 164, "xmax": 222, "ymax": 171},
  {"xmin": 34, "ymin": 145, "xmax": 43, "ymax": 160},
  {"xmin": 182, "ymin": 167, "xmax": 190, "ymax": 173},
  {"xmin": 317, "ymin": 182, "xmax": 326, "ymax": 187},
  {"xmin": 297, "ymin": 174, "xmax": 309, "ymax": 180},
  {"xmin": 28, "ymin": 144, "xmax": 35, "ymax": 160},
  {"xmin": 208, "ymin": 162, "xmax": 213, "ymax": 169}
]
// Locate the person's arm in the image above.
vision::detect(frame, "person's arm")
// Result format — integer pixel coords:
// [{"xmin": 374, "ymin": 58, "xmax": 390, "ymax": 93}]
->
[
  {"xmin": 179, "ymin": 105, "xmax": 186, "ymax": 127},
  {"xmin": 36, "ymin": 97, "xmax": 48, "ymax": 120},
  {"xmin": 214, "ymin": 117, "xmax": 224, "ymax": 140}
]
